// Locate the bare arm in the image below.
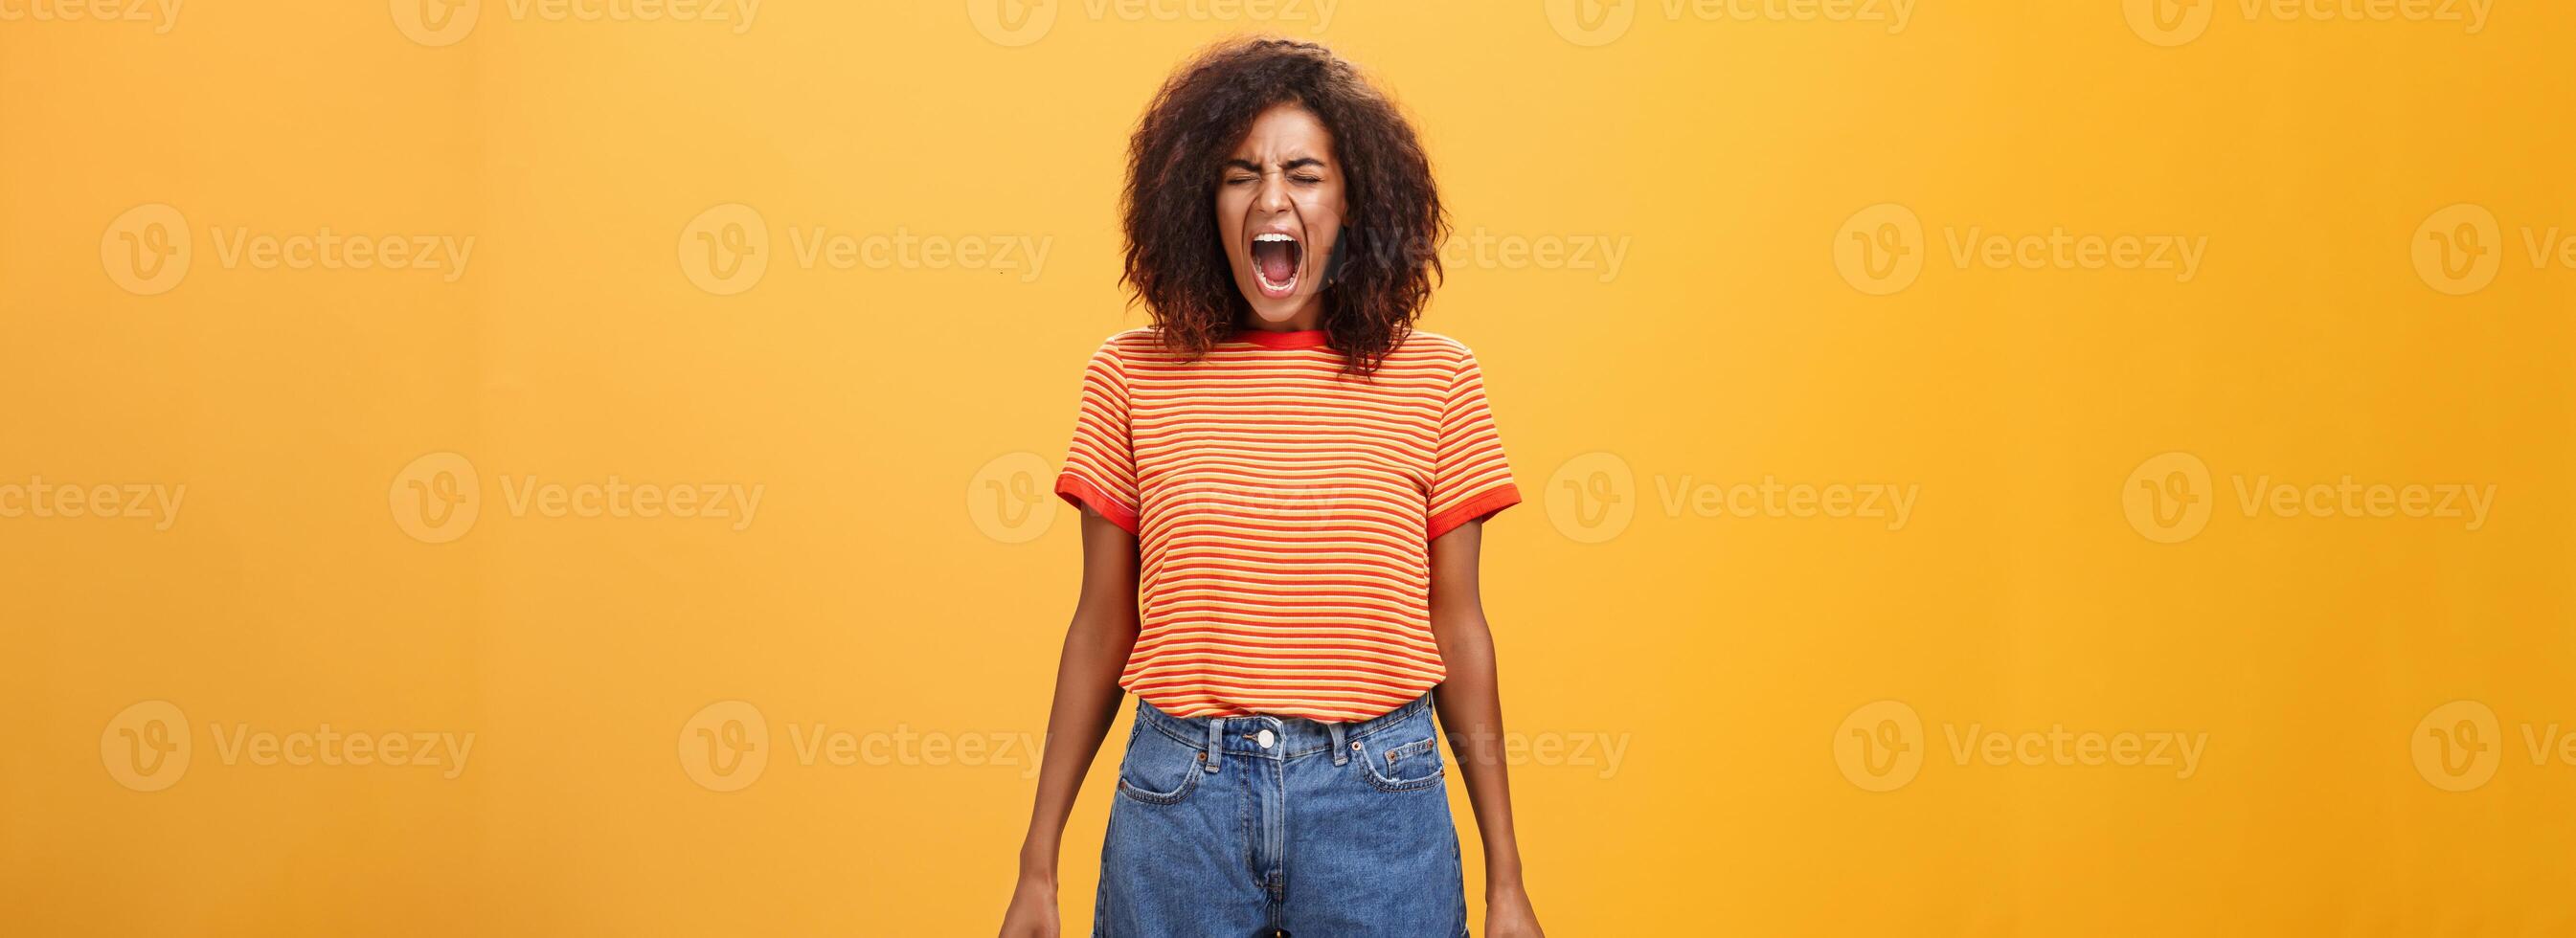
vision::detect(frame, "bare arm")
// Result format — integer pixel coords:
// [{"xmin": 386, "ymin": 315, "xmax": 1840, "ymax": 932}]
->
[
  {"xmin": 1427, "ymin": 520, "xmax": 1545, "ymax": 937},
  {"xmin": 1000, "ymin": 507, "xmax": 1141, "ymax": 938}
]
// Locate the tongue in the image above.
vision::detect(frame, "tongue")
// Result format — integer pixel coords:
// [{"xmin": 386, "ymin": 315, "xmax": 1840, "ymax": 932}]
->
[{"xmin": 1255, "ymin": 244, "xmax": 1297, "ymax": 284}]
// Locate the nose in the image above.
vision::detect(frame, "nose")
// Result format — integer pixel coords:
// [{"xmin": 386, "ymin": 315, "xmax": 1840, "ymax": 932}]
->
[{"xmin": 1254, "ymin": 170, "xmax": 1292, "ymax": 213}]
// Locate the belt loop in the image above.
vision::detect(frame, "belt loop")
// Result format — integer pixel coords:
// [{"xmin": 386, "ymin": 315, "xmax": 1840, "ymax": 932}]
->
[
  {"xmin": 1329, "ymin": 721, "xmax": 1348, "ymax": 767},
  {"xmin": 1204, "ymin": 714, "xmax": 1224, "ymax": 774}
]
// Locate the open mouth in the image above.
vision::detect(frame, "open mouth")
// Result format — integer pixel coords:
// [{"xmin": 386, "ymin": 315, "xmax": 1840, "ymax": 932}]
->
[{"xmin": 1251, "ymin": 233, "xmax": 1302, "ymax": 299}]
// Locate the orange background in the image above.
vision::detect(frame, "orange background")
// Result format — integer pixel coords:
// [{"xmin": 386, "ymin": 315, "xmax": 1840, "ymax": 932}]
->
[{"xmin": 5, "ymin": 1, "xmax": 2574, "ymax": 934}]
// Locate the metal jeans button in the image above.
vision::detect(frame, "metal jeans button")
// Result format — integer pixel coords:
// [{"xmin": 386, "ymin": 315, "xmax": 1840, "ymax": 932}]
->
[{"xmin": 1255, "ymin": 728, "xmax": 1276, "ymax": 749}]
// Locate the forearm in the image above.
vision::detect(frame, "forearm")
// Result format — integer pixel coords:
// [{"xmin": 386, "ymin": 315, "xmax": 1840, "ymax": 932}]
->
[
  {"xmin": 1015, "ymin": 511, "xmax": 1141, "ymax": 885},
  {"xmin": 1432, "ymin": 620, "xmax": 1527, "ymax": 892},
  {"xmin": 1426, "ymin": 520, "xmax": 1529, "ymax": 894},
  {"xmin": 1015, "ymin": 614, "xmax": 1131, "ymax": 882}
]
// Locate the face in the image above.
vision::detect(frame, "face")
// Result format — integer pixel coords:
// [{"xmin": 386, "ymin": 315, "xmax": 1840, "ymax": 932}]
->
[{"xmin": 1215, "ymin": 103, "xmax": 1347, "ymax": 328}]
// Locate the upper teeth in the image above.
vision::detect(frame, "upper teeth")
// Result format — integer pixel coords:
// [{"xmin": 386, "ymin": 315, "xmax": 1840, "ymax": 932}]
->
[{"xmin": 1254, "ymin": 234, "xmax": 1296, "ymax": 243}]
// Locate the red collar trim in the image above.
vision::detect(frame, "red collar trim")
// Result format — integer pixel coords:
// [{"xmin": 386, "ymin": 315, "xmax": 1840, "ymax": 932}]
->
[{"xmin": 1232, "ymin": 328, "xmax": 1330, "ymax": 349}]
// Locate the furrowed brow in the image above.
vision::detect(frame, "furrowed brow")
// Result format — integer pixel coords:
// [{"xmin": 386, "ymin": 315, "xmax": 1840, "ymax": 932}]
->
[{"xmin": 1224, "ymin": 157, "xmax": 1329, "ymax": 173}]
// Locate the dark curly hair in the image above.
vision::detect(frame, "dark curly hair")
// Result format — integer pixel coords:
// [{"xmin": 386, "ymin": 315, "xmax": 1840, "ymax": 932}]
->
[{"xmin": 1120, "ymin": 36, "xmax": 1448, "ymax": 375}]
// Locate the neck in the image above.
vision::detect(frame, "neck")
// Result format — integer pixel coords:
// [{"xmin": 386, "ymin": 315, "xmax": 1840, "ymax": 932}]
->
[{"xmin": 1241, "ymin": 298, "xmax": 1325, "ymax": 333}]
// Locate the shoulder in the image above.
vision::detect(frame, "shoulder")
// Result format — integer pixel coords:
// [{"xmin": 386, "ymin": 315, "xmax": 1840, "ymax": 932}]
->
[
  {"xmin": 1082, "ymin": 327, "xmax": 1162, "ymax": 365},
  {"xmin": 1393, "ymin": 329, "xmax": 1482, "ymax": 371},
  {"xmin": 1102, "ymin": 326, "xmax": 1159, "ymax": 347}
]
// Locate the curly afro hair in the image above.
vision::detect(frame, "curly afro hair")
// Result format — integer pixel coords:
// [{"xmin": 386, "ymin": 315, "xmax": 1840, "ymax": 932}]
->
[{"xmin": 1120, "ymin": 36, "xmax": 1449, "ymax": 375}]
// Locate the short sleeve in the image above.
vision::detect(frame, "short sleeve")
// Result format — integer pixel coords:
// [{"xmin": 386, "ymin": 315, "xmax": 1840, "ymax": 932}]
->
[
  {"xmin": 1425, "ymin": 347, "xmax": 1521, "ymax": 540},
  {"xmin": 1055, "ymin": 340, "xmax": 1142, "ymax": 534}
]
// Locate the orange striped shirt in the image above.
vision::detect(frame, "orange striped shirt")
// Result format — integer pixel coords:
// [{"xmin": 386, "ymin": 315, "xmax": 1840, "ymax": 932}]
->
[{"xmin": 1054, "ymin": 326, "xmax": 1521, "ymax": 722}]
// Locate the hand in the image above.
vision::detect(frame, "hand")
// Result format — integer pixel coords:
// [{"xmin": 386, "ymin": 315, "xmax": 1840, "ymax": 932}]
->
[
  {"xmin": 1485, "ymin": 883, "xmax": 1545, "ymax": 937},
  {"xmin": 998, "ymin": 875, "xmax": 1060, "ymax": 938}
]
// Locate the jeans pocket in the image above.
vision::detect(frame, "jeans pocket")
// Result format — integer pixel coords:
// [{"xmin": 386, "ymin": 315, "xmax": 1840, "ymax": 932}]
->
[
  {"xmin": 1114, "ymin": 723, "xmax": 1206, "ymax": 805},
  {"xmin": 1357, "ymin": 730, "xmax": 1447, "ymax": 793}
]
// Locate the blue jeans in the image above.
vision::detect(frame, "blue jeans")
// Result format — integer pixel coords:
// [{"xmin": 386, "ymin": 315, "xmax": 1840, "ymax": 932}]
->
[{"xmin": 1095, "ymin": 694, "xmax": 1468, "ymax": 937}]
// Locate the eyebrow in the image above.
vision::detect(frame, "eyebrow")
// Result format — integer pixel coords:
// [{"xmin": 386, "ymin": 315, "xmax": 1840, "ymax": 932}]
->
[{"xmin": 1224, "ymin": 157, "xmax": 1330, "ymax": 173}]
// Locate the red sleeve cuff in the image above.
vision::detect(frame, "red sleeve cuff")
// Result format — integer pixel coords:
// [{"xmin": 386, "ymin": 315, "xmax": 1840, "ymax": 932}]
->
[
  {"xmin": 1054, "ymin": 473, "xmax": 1141, "ymax": 535},
  {"xmin": 1427, "ymin": 484, "xmax": 1522, "ymax": 541}
]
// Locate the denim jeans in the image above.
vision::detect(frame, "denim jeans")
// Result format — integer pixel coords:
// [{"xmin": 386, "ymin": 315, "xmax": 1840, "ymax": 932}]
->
[{"xmin": 1094, "ymin": 694, "xmax": 1468, "ymax": 937}]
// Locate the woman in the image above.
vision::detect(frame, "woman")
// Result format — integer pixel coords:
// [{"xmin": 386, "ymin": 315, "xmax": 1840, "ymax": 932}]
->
[{"xmin": 1000, "ymin": 36, "xmax": 1545, "ymax": 938}]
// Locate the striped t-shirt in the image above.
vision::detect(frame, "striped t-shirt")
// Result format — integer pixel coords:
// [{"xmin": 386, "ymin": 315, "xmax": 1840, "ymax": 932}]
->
[{"xmin": 1054, "ymin": 326, "xmax": 1521, "ymax": 722}]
